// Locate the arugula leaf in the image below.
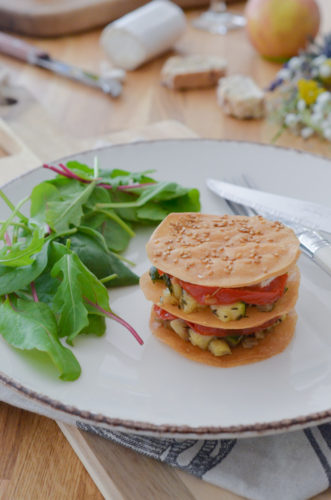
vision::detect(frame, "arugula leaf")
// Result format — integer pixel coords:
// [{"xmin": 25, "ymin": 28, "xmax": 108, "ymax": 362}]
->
[
  {"xmin": 66, "ymin": 160, "xmax": 95, "ymax": 180},
  {"xmin": 51, "ymin": 252, "xmax": 89, "ymax": 342},
  {"xmin": 30, "ymin": 182, "xmax": 60, "ymax": 224},
  {"xmin": 107, "ymin": 191, "xmax": 140, "ymax": 222},
  {"xmin": 95, "ymin": 182, "xmax": 201, "ymax": 221},
  {"xmin": 51, "ymin": 244, "xmax": 111, "ymax": 343},
  {"xmin": 0, "ymin": 159, "xmax": 201, "ymax": 381},
  {"xmin": 0, "ymin": 299, "xmax": 81, "ymax": 381},
  {"xmin": 0, "ymin": 241, "xmax": 50, "ymax": 295},
  {"xmin": 0, "ymin": 230, "xmax": 44, "ymax": 267},
  {"xmin": 46, "ymin": 180, "xmax": 96, "ymax": 233},
  {"xmin": 136, "ymin": 203, "xmax": 168, "ymax": 221},
  {"xmin": 97, "ymin": 181, "xmax": 176, "ymax": 209},
  {"xmin": 159, "ymin": 188, "xmax": 200, "ymax": 213}
]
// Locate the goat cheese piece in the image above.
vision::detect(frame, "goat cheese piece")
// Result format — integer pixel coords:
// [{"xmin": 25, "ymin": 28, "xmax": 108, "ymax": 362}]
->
[
  {"xmin": 161, "ymin": 55, "xmax": 227, "ymax": 89},
  {"xmin": 217, "ymin": 75, "xmax": 265, "ymax": 119}
]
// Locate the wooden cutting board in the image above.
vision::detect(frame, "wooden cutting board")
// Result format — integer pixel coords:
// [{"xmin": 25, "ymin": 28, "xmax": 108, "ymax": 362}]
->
[{"xmin": 0, "ymin": 0, "xmax": 211, "ymax": 37}]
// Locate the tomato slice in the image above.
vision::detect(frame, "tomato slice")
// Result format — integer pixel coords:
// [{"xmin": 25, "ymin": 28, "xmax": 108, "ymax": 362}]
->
[
  {"xmin": 175, "ymin": 273, "xmax": 288, "ymax": 306},
  {"xmin": 153, "ymin": 305, "xmax": 177, "ymax": 321},
  {"xmin": 153, "ymin": 305, "xmax": 280, "ymax": 337}
]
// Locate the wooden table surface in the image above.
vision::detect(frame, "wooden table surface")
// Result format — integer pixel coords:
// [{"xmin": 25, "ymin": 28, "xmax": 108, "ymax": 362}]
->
[{"xmin": 1, "ymin": 2, "xmax": 331, "ymax": 499}]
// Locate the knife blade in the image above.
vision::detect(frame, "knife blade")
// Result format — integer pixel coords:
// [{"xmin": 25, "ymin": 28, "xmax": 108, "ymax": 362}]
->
[
  {"xmin": 0, "ymin": 32, "xmax": 122, "ymax": 98},
  {"xmin": 207, "ymin": 177, "xmax": 331, "ymax": 277},
  {"xmin": 206, "ymin": 178, "xmax": 331, "ymax": 233}
]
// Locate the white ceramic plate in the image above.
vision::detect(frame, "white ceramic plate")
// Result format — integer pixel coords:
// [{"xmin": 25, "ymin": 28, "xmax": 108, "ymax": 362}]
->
[{"xmin": 1, "ymin": 139, "xmax": 331, "ymax": 438}]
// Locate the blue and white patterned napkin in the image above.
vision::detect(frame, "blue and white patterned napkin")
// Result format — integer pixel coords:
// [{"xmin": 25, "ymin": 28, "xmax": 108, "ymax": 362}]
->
[
  {"xmin": 1, "ymin": 381, "xmax": 331, "ymax": 500},
  {"xmin": 77, "ymin": 422, "xmax": 331, "ymax": 500}
]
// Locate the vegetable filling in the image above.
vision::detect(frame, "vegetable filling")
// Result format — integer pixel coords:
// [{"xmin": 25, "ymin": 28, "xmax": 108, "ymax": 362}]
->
[
  {"xmin": 150, "ymin": 266, "xmax": 288, "ymax": 322},
  {"xmin": 154, "ymin": 305, "xmax": 286, "ymax": 357}
]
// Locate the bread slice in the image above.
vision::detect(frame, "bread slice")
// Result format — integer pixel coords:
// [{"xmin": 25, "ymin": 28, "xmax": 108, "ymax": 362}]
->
[{"xmin": 161, "ymin": 54, "xmax": 227, "ymax": 89}]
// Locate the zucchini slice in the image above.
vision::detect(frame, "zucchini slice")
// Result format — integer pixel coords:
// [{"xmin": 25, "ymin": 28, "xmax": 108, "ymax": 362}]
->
[{"xmin": 211, "ymin": 302, "xmax": 246, "ymax": 322}]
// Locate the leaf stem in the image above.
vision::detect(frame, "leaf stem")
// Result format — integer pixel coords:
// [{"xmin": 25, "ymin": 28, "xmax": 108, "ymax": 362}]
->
[
  {"xmin": 96, "ymin": 209, "xmax": 135, "ymax": 237},
  {"xmin": 100, "ymin": 274, "xmax": 117, "ymax": 284},
  {"xmin": 4, "ymin": 231, "xmax": 11, "ymax": 246},
  {"xmin": 0, "ymin": 190, "xmax": 29, "ymax": 223},
  {"xmin": 44, "ymin": 164, "xmax": 154, "ymax": 191},
  {"xmin": 58, "ymin": 163, "xmax": 89, "ymax": 183},
  {"xmin": 0, "ymin": 220, "xmax": 31, "ymax": 231},
  {"xmin": 0, "ymin": 195, "xmax": 30, "ymax": 241},
  {"xmin": 84, "ymin": 299, "xmax": 143, "ymax": 345},
  {"xmin": 93, "ymin": 157, "xmax": 99, "ymax": 179},
  {"xmin": 31, "ymin": 282, "xmax": 39, "ymax": 302},
  {"xmin": 271, "ymin": 124, "xmax": 287, "ymax": 144},
  {"xmin": 110, "ymin": 250, "xmax": 135, "ymax": 267},
  {"xmin": 48, "ymin": 228, "xmax": 78, "ymax": 241},
  {"xmin": 117, "ymin": 183, "xmax": 155, "ymax": 191}
]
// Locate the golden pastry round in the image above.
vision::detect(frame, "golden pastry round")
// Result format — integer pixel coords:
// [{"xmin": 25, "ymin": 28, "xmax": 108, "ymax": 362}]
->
[
  {"xmin": 146, "ymin": 213, "xmax": 300, "ymax": 287},
  {"xmin": 150, "ymin": 308, "xmax": 297, "ymax": 368}
]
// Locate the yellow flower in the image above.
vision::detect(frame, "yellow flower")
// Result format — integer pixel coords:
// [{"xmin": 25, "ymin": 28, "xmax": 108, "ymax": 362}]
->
[{"xmin": 297, "ymin": 79, "xmax": 324, "ymax": 105}]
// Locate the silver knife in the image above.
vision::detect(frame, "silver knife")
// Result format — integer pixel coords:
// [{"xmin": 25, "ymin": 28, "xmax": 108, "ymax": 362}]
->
[
  {"xmin": 0, "ymin": 32, "xmax": 122, "ymax": 98},
  {"xmin": 207, "ymin": 178, "xmax": 331, "ymax": 277}
]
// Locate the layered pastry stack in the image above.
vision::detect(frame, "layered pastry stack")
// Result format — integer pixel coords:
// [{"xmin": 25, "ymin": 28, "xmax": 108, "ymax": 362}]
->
[{"xmin": 140, "ymin": 213, "xmax": 301, "ymax": 367}]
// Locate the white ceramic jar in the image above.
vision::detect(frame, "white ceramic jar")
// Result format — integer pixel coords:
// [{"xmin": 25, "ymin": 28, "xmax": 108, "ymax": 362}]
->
[{"xmin": 100, "ymin": 0, "xmax": 186, "ymax": 71}]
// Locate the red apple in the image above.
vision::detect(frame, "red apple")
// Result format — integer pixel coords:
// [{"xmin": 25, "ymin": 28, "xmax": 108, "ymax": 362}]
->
[{"xmin": 245, "ymin": 0, "xmax": 320, "ymax": 61}]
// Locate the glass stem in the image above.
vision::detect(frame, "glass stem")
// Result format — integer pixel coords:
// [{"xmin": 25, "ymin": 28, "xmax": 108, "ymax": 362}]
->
[{"xmin": 210, "ymin": 1, "xmax": 227, "ymax": 13}]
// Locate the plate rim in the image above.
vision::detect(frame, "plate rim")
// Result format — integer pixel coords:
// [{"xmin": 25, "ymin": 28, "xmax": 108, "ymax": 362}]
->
[
  {"xmin": 2, "ymin": 367, "xmax": 331, "ymax": 437},
  {"xmin": 1, "ymin": 137, "xmax": 331, "ymax": 438}
]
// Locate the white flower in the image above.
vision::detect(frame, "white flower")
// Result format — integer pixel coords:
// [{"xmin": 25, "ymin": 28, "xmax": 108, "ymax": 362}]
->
[
  {"xmin": 288, "ymin": 56, "xmax": 302, "ymax": 71},
  {"xmin": 297, "ymin": 99, "xmax": 306, "ymax": 112},
  {"xmin": 323, "ymin": 126, "xmax": 331, "ymax": 141},
  {"xmin": 301, "ymin": 127, "xmax": 314, "ymax": 139},
  {"xmin": 311, "ymin": 68, "xmax": 319, "ymax": 78},
  {"xmin": 323, "ymin": 115, "xmax": 331, "ymax": 128},
  {"xmin": 319, "ymin": 63, "xmax": 331, "ymax": 79},
  {"xmin": 311, "ymin": 113, "xmax": 323, "ymax": 126},
  {"xmin": 285, "ymin": 113, "xmax": 298, "ymax": 127},
  {"xmin": 316, "ymin": 91, "xmax": 331, "ymax": 106},
  {"xmin": 277, "ymin": 68, "xmax": 292, "ymax": 81},
  {"xmin": 313, "ymin": 54, "xmax": 327, "ymax": 67}
]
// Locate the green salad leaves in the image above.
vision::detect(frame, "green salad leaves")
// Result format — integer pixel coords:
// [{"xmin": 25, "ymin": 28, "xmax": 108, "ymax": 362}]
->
[{"xmin": 0, "ymin": 160, "xmax": 200, "ymax": 381}]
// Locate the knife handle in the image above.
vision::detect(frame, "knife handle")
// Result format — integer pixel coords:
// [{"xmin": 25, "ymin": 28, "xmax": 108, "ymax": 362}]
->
[
  {"xmin": 0, "ymin": 32, "xmax": 47, "ymax": 62},
  {"xmin": 313, "ymin": 245, "xmax": 331, "ymax": 277}
]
